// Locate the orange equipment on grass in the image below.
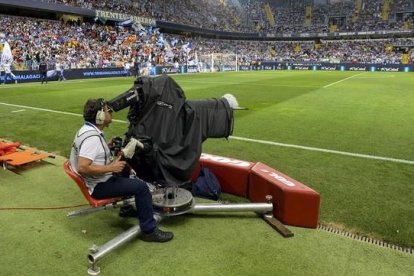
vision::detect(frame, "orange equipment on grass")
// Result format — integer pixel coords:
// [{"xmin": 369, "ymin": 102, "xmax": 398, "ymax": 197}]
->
[
  {"xmin": 0, "ymin": 141, "xmax": 21, "ymax": 156},
  {"xmin": 0, "ymin": 140, "xmax": 51, "ymax": 168}
]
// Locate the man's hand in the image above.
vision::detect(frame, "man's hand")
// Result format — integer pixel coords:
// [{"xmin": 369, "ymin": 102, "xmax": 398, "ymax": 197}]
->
[
  {"xmin": 78, "ymin": 155, "xmax": 126, "ymax": 175},
  {"xmin": 110, "ymin": 155, "xmax": 126, "ymax": 173}
]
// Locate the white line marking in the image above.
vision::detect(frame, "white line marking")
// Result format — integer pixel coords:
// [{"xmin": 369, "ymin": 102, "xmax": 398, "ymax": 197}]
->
[
  {"xmin": 11, "ymin": 109, "xmax": 26, "ymax": 113},
  {"xmin": 1, "ymin": 101, "xmax": 412, "ymax": 165},
  {"xmin": 0, "ymin": 102, "xmax": 125, "ymax": 123},
  {"xmin": 230, "ymin": 136, "xmax": 414, "ymax": 165},
  {"xmin": 323, "ymin": 73, "xmax": 365, "ymax": 88}
]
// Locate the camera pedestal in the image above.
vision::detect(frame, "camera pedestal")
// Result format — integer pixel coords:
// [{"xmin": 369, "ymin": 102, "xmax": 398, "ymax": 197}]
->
[
  {"xmin": 84, "ymin": 188, "xmax": 278, "ymax": 275},
  {"xmin": 152, "ymin": 187, "xmax": 195, "ymax": 215}
]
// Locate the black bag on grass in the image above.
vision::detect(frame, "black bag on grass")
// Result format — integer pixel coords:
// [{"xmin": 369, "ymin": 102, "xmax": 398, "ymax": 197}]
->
[{"xmin": 192, "ymin": 166, "xmax": 221, "ymax": 200}]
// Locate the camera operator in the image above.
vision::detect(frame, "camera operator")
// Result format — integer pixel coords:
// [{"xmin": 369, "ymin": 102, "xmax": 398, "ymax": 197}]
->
[{"xmin": 69, "ymin": 98, "xmax": 173, "ymax": 242}]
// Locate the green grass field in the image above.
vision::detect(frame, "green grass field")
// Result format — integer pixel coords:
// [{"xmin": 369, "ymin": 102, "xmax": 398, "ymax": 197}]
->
[{"xmin": 1, "ymin": 71, "xmax": 413, "ymax": 274}]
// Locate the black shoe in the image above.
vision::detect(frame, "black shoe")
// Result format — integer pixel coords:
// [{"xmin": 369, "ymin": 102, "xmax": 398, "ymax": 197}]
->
[
  {"xmin": 140, "ymin": 228, "xmax": 173, "ymax": 243},
  {"xmin": 119, "ymin": 205, "xmax": 138, "ymax": 218}
]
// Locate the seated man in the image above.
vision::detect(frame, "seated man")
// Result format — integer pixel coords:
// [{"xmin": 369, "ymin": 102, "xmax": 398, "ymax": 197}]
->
[{"xmin": 69, "ymin": 98, "xmax": 173, "ymax": 242}]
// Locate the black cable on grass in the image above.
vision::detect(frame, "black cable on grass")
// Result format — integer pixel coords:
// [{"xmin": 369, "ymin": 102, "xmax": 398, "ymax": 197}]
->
[
  {"xmin": 0, "ymin": 203, "xmax": 89, "ymax": 210},
  {"xmin": 317, "ymin": 224, "xmax": 413, "ymax": 255}
]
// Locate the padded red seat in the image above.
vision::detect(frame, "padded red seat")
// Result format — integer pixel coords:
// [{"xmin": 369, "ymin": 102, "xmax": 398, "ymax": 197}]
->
[{"xmin": 63, "ymin": 160, "xmax": 121, "ymax": 208}]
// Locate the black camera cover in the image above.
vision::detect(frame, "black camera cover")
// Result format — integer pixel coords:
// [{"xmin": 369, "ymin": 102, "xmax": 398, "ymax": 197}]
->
[{"xmin": 117, "ymin": 75, "xmax": 234, "ymax": 186}]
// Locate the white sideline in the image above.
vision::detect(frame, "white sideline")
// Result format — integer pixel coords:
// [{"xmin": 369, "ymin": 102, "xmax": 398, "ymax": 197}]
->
[
  {"xmin": 0, "ymin": 102, "xmax": 125, "ymax": 123},
  {"xmin": 323, "ymin": 73, "xmax": 365, "ymax": 88},
  {"xmin": 1, "ymin": 101, "xmax": 413, "ymax": 165},
  {"xmin": 230, "ymin": 136, "xmax": 414, "ymax": 165}
]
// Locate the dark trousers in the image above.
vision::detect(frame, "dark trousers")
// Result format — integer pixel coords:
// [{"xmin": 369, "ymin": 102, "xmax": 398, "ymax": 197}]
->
[
  {"xmin": 92, "ymin": 176, "xmax": 157, "ymax": 233},
  {"xmin": 40, "ymin": 72, "xmax": 47, "ymax": 83},
  {"xmin": 57, "ymin": 71, "xmax": 63, "ymax": 81}
]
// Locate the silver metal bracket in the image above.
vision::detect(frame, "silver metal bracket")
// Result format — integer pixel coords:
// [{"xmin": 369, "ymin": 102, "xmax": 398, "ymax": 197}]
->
[{"xmin": 74, "ymin": 188, "xmax": 286, "ymax": 275}]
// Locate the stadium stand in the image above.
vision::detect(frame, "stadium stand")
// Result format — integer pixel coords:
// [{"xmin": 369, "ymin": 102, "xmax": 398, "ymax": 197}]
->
[
  {"xmin": 0, "ymin": 0, "xmax": 413, "ymax": 74},
  {"xmin": 36, "ymin": 0, "xmax": 414, "ymax": 33}
]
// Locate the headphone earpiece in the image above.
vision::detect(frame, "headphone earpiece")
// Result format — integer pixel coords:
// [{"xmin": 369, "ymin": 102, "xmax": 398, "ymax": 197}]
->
[{"xmin": 95, "ymin": 101, "xmax": 106, "ymax": 125}]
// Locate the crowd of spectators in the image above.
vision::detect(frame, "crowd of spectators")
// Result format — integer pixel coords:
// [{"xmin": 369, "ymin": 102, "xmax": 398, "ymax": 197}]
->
[
  {"xmin": 0, "ymin": 15, "xmax": 195, "ymax": 71},
  {"xmin": 1, "ymin": 14, "xmax": 413, "ymax": 73},
  {"xmin": 41, "ymin": 0, "xmax": 246, "ymax": 32},
  {"xmin": 38, "ymin": 0, "xmax": 414, "ymax": 34},
  {"xmin": 262, "ymin": 0, "xmax": 414, "ymax": 33}
]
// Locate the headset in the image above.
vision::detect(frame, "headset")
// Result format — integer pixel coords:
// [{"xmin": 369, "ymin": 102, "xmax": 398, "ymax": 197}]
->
[{"xmin": 95, "ymin": 100, "xmax": 106, "ymax": 125}]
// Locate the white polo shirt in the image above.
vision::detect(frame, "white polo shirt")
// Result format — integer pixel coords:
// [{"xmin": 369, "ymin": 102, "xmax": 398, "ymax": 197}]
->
[{"xmin": 69, "ymin": 122, "xmax": 113, "ymax": 194}]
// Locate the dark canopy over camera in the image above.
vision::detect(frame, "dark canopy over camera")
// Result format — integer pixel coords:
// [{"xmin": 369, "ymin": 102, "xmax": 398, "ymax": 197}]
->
[
  {"xmin": 107, "ymin": 75, "xmax": 234, "ymax": 186},
  {"xmin": 107, "ymin": 86, "xmax": 140, "ymax": 112}
]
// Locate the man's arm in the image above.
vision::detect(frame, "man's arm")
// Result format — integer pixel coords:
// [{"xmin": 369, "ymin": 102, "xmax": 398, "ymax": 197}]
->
[{"xmin": 77, "ymin": 156, "xmax": 126, "ymax": 176}]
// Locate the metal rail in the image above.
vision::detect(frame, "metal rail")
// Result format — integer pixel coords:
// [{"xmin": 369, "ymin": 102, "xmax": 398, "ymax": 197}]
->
[
  {"xmin": 191, "ymin": 202, "xmax": 272, "ymax": 213},
  {"xmin": 80, "ymin": 194, "xmax": 277, "ymax": 275},
  {"xmin": 87, "ymin": 214, "xmax": 163, "ymax": 275}
]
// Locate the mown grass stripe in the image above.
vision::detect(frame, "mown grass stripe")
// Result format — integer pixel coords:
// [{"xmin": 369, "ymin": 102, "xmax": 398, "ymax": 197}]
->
[
  {"xmin": 0, "ymin": 102, "xmax": 124, "ymax": 123},
  {"xmin": 323, "ymin": 73, "xmax": 365, "ymax": 88},
  {"xmin": 1, "ymin": 101, "xmax": 413, "ymax": 165}
]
